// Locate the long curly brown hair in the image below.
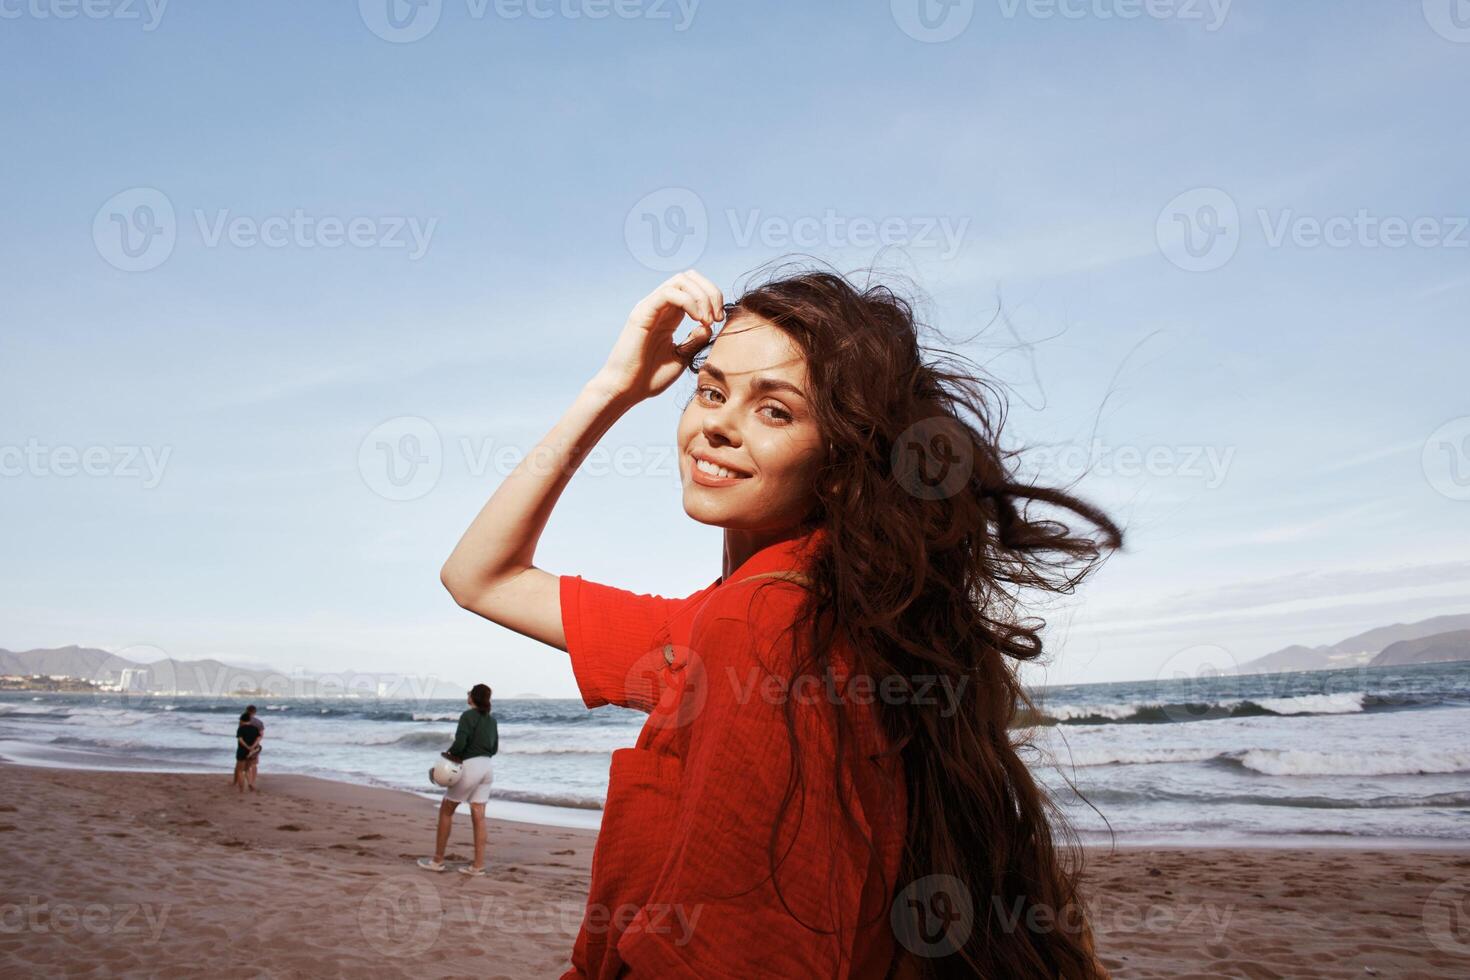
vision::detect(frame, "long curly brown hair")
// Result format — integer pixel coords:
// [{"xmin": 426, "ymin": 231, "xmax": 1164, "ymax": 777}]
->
[{"xmin": 684, "ymin": 259, "xmax": 1124, "ymax": 978}]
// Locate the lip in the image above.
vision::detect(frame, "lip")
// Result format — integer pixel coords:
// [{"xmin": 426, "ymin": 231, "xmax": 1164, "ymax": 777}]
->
[{"xmin": 687, "ymin": 449, "xmax": 753, "ymax": 487}]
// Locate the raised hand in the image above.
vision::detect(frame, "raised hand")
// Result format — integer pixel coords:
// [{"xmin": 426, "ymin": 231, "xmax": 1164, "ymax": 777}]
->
[{"xmin": 593, "ymin": 270, "xmax": 726, "ymax": 405}]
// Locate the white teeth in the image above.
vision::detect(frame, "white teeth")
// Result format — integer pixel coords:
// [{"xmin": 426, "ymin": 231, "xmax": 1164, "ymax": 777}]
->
[{"xmin": 694, "ymin": 457, "xmax": 744, "ymax": 479}]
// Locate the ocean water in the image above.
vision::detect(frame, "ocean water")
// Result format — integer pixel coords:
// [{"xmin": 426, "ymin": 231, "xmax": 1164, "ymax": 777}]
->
[{"xmin": 1, "ymin": 661, "xmax": 1467, "ymax": 844}]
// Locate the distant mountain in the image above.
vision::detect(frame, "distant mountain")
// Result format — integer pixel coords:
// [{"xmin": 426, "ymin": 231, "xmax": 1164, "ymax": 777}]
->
[
  {"xmin": 0, "ymin": 645, "xmax": 141, "ymax": 682},
  {"xmin": 1369, "ymin": 629, "xmax": 1470, "ymax": 668},
  {"xmin": 1234, "ymin": 643, "xmax": 1343, "ymax": 674},
  {"xmin": 1238, "ymin": 613, "xmax": 1470, "ymax": 674},
  {"xmin": 1331, "ymin": 614, "xmax": 1470, "ymax": 660},
  {"xmin": 0, "ymin": 645, "xmax": 469, "ymax": 699}
]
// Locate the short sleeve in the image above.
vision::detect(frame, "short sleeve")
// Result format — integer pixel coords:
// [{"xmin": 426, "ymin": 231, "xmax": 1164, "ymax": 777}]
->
[
  {"xmin": 615, "ymin": 588, "xmax": 884, "ymax": 978},
  {"xmin": 559, "ymin": 573, "xmax": 687, "ymax": 712}
]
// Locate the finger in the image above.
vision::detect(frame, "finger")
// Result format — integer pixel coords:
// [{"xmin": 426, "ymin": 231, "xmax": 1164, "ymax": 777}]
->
[
  {"xmin": 658, "ymin": 282, "xmax": 708, "ymax": 326},
  {"xmin": 669, "ymin": 271, "xmax": 716, "ymax": 324},
  {"xmin": 664, "ymin": 274, "xmax": 710, "ymax": 323},
  {"xmin": 680, "ymin": 269, "xmax": 725, "ymax": 320},
  {"xmin": 673, "ymin": 320, "xmax": 714, "ymax": 360}
]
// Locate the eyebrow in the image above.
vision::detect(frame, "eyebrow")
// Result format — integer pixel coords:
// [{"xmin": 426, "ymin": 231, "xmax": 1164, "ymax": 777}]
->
[{"xmin": 698, "ymin": 363, "xmax": 808, "ymax": 401}]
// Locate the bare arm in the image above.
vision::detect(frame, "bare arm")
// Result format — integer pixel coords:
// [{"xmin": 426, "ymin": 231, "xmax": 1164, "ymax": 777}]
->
[
  {"xmin": 438, "ymin": 382, "xmax": 631, "ymax": 650},
  {"xmin": 439, "ymin": 270, "xmax": 726, "ymax": 651}
]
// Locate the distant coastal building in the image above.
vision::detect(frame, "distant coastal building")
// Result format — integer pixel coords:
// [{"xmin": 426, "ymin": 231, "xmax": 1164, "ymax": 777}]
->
[{"xmin": 118, "ymin": 668, "xmax": 150, "ymax": 692}]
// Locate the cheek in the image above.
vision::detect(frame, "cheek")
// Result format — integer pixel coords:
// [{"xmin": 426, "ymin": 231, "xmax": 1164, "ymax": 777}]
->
[
  {"xmin": 749, "ymin": 431, "xmax": 825, "ymax": 487},
  {"xmin": 675, "ymin": 402, "xmax": 699, "ymax": 447}
]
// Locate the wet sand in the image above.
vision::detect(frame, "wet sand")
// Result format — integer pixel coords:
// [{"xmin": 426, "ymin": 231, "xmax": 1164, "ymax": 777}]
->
[{"xmin": 0, "ymin": 763, "xmax": 1466, "ymax": 978}]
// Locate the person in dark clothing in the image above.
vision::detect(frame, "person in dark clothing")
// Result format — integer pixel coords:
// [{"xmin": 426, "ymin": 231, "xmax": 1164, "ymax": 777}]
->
[
  {"xmin": 244, "ymin": 704, "xmax": 265, "ymax": 786},
  {"xmin": 233, "ymin": 711, "xmax": 261, "ymax": 794},
  {"xmin": 418, "ymin": 683, "xmax": 499, "ymax": 876}
]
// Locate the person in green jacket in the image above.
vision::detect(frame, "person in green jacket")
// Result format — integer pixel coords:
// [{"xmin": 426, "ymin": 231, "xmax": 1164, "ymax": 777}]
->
[{"xmin": 418, "ymin": 683, "xmax": 499, "ymax": 877}]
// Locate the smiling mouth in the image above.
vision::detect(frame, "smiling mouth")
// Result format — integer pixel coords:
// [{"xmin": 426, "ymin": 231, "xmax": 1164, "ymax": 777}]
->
[{"xmin": 689, "ymin": 453, "xmax": 752, "ymax": 480}]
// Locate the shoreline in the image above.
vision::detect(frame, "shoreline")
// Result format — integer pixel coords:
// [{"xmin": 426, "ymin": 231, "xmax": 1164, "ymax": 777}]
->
[
  {"xmin": 3, "ymin": 745, "xmax": 1466, "ymax": 852},
  {"xmin": 1, "ymin": 762, "xmax": 1467, "ymax": 977},
  {"xmin": 0, "ymin": 739, "xmax": 604, "ymax": 830}
]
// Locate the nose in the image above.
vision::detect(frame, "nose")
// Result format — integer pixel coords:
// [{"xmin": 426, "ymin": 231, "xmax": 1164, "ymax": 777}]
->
[{"xmin": 700, "ymin": 395, "xmax": 741, "ymax": 449}]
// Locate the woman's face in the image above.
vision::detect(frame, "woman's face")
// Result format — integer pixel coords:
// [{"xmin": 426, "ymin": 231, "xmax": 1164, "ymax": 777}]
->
[{"xmin": 677, "ymin": 315, "xmax": 826, "ymax": 531}]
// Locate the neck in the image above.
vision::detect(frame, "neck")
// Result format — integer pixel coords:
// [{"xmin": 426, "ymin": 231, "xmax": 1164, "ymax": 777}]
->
[{"xmin": 721, "ymin": 524, "xmax": 806, "ymax": 581}]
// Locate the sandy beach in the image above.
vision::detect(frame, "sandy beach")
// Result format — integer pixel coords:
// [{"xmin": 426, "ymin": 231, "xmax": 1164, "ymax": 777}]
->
[{"xmin": 1, "ymin": 762, "xmax": 1466, "ymax": 978}]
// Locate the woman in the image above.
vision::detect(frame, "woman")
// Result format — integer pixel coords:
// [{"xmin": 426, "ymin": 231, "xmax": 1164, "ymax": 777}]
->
[
  {"xmin": 232, "ymin": 710, "xmax": 261, "ymax": 794},
  {"xmin": 439, "ymin": 266, "xmax": 1122, "ymax": 977},
  {"xmin": 244, "ymin": 704, "xmax": 264, "ymax": 787},
  {"xmin": 417, "ymin": 683, "xmax": 499, "ymax": 877}
]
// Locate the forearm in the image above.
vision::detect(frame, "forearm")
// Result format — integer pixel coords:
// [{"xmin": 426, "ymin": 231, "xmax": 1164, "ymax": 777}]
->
[{"xmin": 440, "ymin": 375, "xmax": 632, "ymax": 602}]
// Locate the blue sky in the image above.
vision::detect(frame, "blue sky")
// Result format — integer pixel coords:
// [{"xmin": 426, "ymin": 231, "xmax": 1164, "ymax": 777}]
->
[{"xmin": 2, "ymin": 1, "xmax": 1467, "ymax": 695}]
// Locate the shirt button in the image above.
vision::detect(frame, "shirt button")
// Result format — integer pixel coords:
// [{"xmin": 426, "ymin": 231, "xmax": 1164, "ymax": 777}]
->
[{"xmin": 662, "ymin": 643, "xmax": 675, "ymax": 665}]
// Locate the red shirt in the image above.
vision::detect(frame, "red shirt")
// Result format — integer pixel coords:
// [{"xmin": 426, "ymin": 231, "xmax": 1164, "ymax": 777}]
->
[{"xmin": 558, "ymin": 526, "xmax": 908, "ymax": 979}]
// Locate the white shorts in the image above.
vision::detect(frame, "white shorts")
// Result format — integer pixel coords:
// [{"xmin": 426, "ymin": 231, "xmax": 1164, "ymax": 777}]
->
[{"xmin": 444, "ymin": 755, "xmax": 494, "ymax": 804}]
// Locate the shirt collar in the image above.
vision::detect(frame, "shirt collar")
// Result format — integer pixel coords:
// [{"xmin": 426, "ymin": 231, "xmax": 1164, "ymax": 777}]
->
[{"xmin": 717, "ymin": 525, "xmax": 827, "ymax": 587}]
